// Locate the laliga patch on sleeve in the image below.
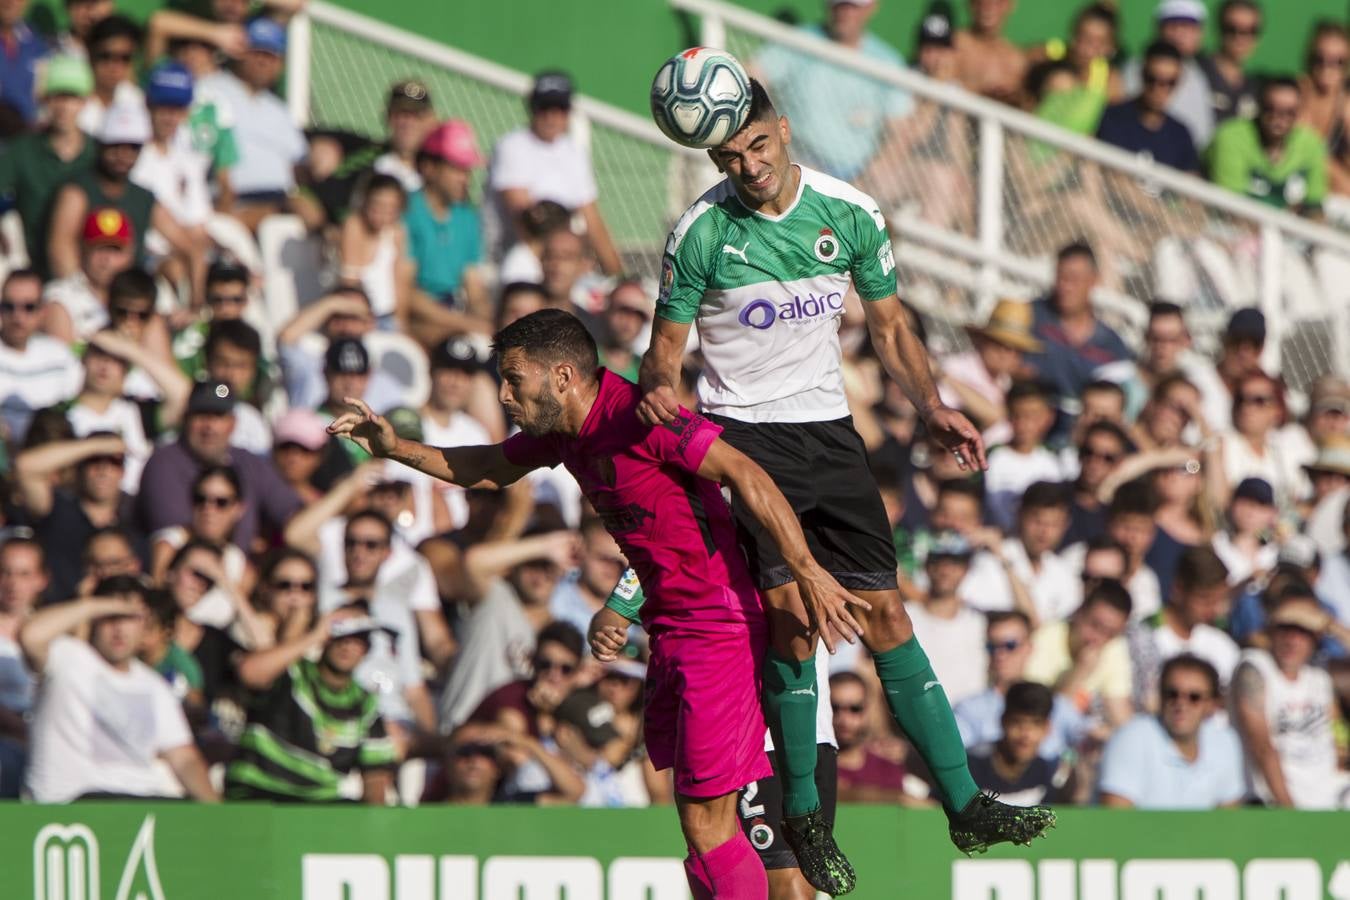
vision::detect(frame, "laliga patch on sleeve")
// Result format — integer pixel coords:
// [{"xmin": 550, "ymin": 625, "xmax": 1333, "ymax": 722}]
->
[
  {"xmin": 658, "ymin": 256, "xmax": 675, "ymax": 303},
  {"xmin": 878, "ymin": 241, "xmax": 896, "ymax": 276},
  {"xmin": 614, "ymin": 568, "xmax": 641, "ymax": 601}
]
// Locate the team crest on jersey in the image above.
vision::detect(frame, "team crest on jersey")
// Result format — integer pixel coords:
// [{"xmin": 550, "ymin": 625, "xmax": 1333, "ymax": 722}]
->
[
  {"xmin": 659, "ymin": 256, "xmax": 675, "ymax": 302},
  {"xmin": 813, "ymin": 227, "xmax": 839, "ymax": 263}
]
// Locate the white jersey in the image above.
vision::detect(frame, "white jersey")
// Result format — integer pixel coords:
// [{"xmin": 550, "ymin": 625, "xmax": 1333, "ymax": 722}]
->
[
  {"xmin": 657, "ymin": 166, "xmax": 897, "ymax": 424},
  {"xmin": 1238, "ymin": 649, "xmax": 1342, "ymax": 809}
]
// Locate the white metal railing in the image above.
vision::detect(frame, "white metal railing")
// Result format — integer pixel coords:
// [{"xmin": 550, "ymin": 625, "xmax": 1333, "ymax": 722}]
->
[{"xmin": 676, "ymin": 0, "xmax": 1350, "ymax": 386}]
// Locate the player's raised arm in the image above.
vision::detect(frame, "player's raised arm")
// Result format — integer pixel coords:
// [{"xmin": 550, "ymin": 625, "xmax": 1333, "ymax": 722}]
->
[
  {"xmin": 637, "ymin": 315, "xmax": 691, "ymax": 426},
  {"xmin": 327, "ymin": 398, "xmax": 535, "ymax": 489},
  {"xmin": 862, "ymin": 295, "xmax": 988, "ymax": 472},
  {"xmin": 697, "ymin": 438, "xmax": 871, "ymax": 652}
]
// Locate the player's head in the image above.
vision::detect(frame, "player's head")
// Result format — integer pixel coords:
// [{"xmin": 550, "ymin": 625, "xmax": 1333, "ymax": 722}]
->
[
  {"xmin": 708, "ymin": 79, "xmax": 793, "ymax": 207},
  {"xmin": 492, "ymin": 309, "xmax": 599, "ymax": 437}
]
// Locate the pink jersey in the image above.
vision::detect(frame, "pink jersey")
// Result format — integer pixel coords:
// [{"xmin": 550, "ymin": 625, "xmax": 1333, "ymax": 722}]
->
[{"xmin": 502, "ymin": 369, "xmax": 762, "ymax": 632}]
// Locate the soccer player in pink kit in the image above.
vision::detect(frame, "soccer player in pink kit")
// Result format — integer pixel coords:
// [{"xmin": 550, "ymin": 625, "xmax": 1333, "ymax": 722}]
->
[{"xmin": 328, "ymin": 308, "xmax": 868, "ymax": 899}]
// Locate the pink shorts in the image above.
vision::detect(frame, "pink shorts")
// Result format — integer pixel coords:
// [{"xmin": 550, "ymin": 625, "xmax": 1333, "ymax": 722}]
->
[{"xmin": 644, "ymin": 621, "xmax": 773, "ymax": 798}]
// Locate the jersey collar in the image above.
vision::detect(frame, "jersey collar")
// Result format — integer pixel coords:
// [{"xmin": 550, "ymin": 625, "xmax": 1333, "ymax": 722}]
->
[{"xmin": 735, "ymin": 164, "xmax": 805, "ymax": 223}]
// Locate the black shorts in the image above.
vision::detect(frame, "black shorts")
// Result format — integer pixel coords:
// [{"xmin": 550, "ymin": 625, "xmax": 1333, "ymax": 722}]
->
[
  {"xmin": 737, "ymin": 745, "xmax": 838, "ymax": 870},
  {"xmin": 708, "ymin": 416, "xmax": 898, "ymax": 592}
]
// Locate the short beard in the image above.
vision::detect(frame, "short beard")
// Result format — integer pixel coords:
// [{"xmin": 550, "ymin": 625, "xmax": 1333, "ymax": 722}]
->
[{"xmin": 519, "ymin": 391, "xmax": 563, "ymax": 437}]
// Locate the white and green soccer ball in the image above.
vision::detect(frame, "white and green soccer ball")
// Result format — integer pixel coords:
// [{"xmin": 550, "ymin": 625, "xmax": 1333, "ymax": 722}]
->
[{"xmin": 649, "ymin": 47, "xmax": 752, "ymax": 149}]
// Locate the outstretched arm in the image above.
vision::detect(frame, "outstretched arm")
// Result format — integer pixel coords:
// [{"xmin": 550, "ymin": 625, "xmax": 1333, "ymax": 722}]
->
[
  {"xmin": 19, "ymin": 596, "xmax": 142, "ymax": 671},
  {"xmin": 637, "ymin": 316, "xmax": 691, "ymax": 426},
  {"xmin": 327, "ymin": 398, "xmax": 534, "ymax": 488},
  {"xmin": 697, "ymin": 438, "xmax": 871, "ymax": 650},
  {"xmin": 863, "ymin": 295, "xmax": 986, "ymax": 472},
  {"xmin": 14, "ymin": 434, "xmax": 126, "ymax": 518}
]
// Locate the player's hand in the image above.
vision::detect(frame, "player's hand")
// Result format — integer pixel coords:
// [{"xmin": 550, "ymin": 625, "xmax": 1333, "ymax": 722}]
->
[
  {"xmin": 590, "ymin": 625, "xmax": 629, "ymax": 662},
  {"xmin": 926, "ymin": 405, "xmax": 987, "ymax": 472},
  {"xmin": 637, "ymin": 385, "xmax": 682, "ymax": 426},
  {"xmin": 327, "ymin": 397, "xmax": 398, "ymax": 457},
  {"xmin": 795, "ymin": 567, "xmax": 872, "ymax": 654}
]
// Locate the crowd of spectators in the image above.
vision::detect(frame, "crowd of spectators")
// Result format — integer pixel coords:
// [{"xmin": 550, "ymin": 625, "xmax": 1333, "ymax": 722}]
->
[{"xmin": 0, "ymin": 0, "xmax": 1345, "ymax": 812}]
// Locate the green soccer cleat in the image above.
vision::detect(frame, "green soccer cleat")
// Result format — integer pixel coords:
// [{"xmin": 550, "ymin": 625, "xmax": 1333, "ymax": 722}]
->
[
  {"xmin": 947, "ymin": 792, "xmax": 1057, "ymax": 856},
  {"xmin": 781, "ymin": 808, "xmax": 857, "ymax": 896}
]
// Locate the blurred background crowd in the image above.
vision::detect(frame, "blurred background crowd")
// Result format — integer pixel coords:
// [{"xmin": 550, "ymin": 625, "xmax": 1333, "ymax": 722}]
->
[{"xmin": 0, "ymin": 0, "xmax": 1346, "ymax": 810}]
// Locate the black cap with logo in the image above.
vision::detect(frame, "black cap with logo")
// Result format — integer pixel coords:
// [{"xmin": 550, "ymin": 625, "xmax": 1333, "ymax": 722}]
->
[
  {"xmin": 530, "ymin": 71, "xmax": 573, "ymax": 110},
  {"xmin": 325, "ymin": 338, "xmax": 371, "ymax": 375}
]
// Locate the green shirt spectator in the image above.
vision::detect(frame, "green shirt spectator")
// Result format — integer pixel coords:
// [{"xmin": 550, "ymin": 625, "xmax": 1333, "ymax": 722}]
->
[
  {"xmin": 1205, "ymin": 78, "xmax": 1328, "ymax": 215},
  {"xmin": 405, "ymin": 191, "xmax": 481, "ymax": 299}
]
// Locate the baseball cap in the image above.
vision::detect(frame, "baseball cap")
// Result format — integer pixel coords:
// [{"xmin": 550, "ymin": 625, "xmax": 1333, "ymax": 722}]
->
[
  {"xmin": 325, "ymin": 338, "xmax": 370, "ymax": 375},
  {"xmin": 1232, "ymin": 477, "xmax": 1275, "ymax": 507},
  {"xmin": 1156, "ymin": 0, "xmax": 1206, "ymax": 22},
  {"xmin": 419, "ymin": 120, "xmax": 483, "ymax": 169},
  {"xmin": 554, "ymin": 688, "xmax": 620, "ymax": 748},
  {"xmin": 41, "ymin": 54, "xmax": 93, "ymax": 98},
  {"xmin": 328, "ymin": 615, "xmax": 397, "ymax": 642},
  {"xmin": 429, "ymin": 336, "xmax": 486, "ymax": 373},
  {"xmin": 1225, "ymin": 307, "xmax": 1266, "ymax": 345},
  {"xmin": 928, "ymin": 530, "xmax": 974, "ymax": 559},
  {"xmin": 918, "ymin": 4, "xmax": 955, "ymax": 47},
  {"xmin": 388, "ymin": 79, "xmax": 431, "ymax": 113},
  {"xmin": 246, "ymin": 16, "xmax": 287, "ymax": 55},
  {"xmin": 82, "ymin": 207, "xmax": 133, "ymax": 247},
  {"xmin": 186, "ymin": 380, "xmax": 236, "ymax": 416},
  {"xmin": 530, "ymin": 70, "xmax": 573, "ymax": 110},
  {"xmin": 145, "ymin": 61, "xmax": 194, "ymax": 108},
  {"xmin": 1276, "ymin": 534, "xmax": 1319, "ymax": 570},
  {"xmin": 1309, "ymin": 375, "xmax": 1350, "ymax": 414},
  {"xmin": 272, "ymin": 408, "xmax": 329, "ymax": 451},
  {"xmin": 384, "ymin": 407, "xmax": 424, "ymax": 442},
  {"xmin": 99, "ymin": 101, "xmax": 151, "ymax": 145}
]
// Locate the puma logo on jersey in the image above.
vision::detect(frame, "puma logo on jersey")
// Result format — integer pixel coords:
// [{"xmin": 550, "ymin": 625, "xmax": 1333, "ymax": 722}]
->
[
  {"xmin": 923, "ymin": 680, "xmax": 941, "ymax": 692},
  {"xmin": 788, "ymin": 687, "xmax": 816, "ymax": 697},
  {"xmin": 722, "ymin": 242, "xmax": 750, "ymax": 264}
]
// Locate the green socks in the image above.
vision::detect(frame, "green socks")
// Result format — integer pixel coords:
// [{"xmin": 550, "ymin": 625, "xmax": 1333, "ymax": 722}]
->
[
  {"xmin": 873, "ymin": 637, "xmax": 980, "ymax": 813},
  {"xmin": 763, "ymin": 649, "xmax": 820, "ymax": 818}
]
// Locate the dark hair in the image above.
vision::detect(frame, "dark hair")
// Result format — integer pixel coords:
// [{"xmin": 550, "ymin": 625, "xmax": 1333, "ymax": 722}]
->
[
  {"xmin": 169, "ymin": 538, "xmax": 221, "ymax": 572},
  {"xmin": 937, "ymin": 478, "xmax": 984, "ymax": 506},
  {"xmin": 21, "ymin": 406, "xmax": 75, "ymax": 450},
  {"xmin": 1148, "ymin": 300, "xmax": 1185, "ymax": 322},
  {"xmin": 2, "ymin": 268, "xmax": 42, "ymax": 299},
  {"xmin": 1007, "ymin": 379, "xmax": 1053, "ymax": 408},
  {"xmin": 829, "ymin": 670, "xmax": 867, "ymax": 694},
  {"xmin": 1003, "ymin": 681, "xmax": 1054, "ymax": 720},
  {"xmin": 1074, "ymin": 2, "xmax": 1118, "ymax": 33},
  {"xmin": 492, "ymin": 308, "xmax": 599, "ymax": 381},
  {"xmin": 192, "ymin": 464, "xmax": 242, "ymax": 501},
  {"xmin": 346, "ymin": 509, "xmax": 394, "ymax": 541},
  {"xmin": 362, "ymin": 173, "xmax": 406, "ymax": 205},
  {"xmin": 1219, "ymin": 0, "xmax": 1261, "ymax": 21},
  {"xmin": 1174, "ymin": 546, "xmax": 1230, "ymax": 594},
  {"xmin": 746, "ymin": 78, "xmax": 777, "ymax": 125},
  {"xmin": 205, "ymin": 319, "xmax": 262, "ymax": 361},
  {"xmin": 93, "ymin": 573, "xmax": 148, "ymax": 602},
  {"xmin": 108, "ymin": 268, "xmax": 156, "ymax": 306},
  {"xmin": 1160, "ymin": 653, "xmax": 1220, "ymax": 699},
  {"xmin": 1260, "ymin": 74, "xmax": 1301, "ymax": 101},
  {"xmin": 1304, "ymin": 21, "xmax": 1347, "ymax": 72},
  {"xmin": 1081, "ymin": 420, "xmax": 1130, "ymax": 452},
  {"xmin": 206, "ymin": 258, "xmax": 249, "ymax": 288},
  {"xmin": 252, "ymin": 547, "xmax": 318, "ymax": 614},
  {"xmin": 145, "ymin": 588, "xmax": 179, "ymax": 631},
  {"xmin": 1056, "ymin": 241, "xmax": 1097, "ymax": 269},
  {"xmin": 1081, "ymin": 577, "xmax": 1133, "ymax": 619},
  {"xmin": 535, "ymin": 620, "xmax": 585, "ymax": 660},
  {"xmin": 987, "ymin": 610, "xmax": 1032, "ymax": 635},
  {"xmin": 89, "ymin": 14, "xmax": 143, "ymax": 51},
  {"xmin": 83, "ymin": 525, "xmax": 134, "ymax": 559},
  {"xmin": 1271, "ymin": 577, "xmax": 1317, "ymax": 605},
  {"xmin": 1083, "ymin": 380, "xmax": 1125, "ymax": 403},
  {"xmin": 0, "ymin": 535, "xmax": 46, "ymax": 570},
  {"xmin": 1020, "ymin": 480, "xmax": 1069, "ymax": 515},
  {"xmin": 520, "ymin": 201, "xmax": 572, "ymax": 239},
  {"xmin": 1151, "ymin": 371, "xmax": 1199, "ymax": 403},
  {"xmin": 1025, "ymin": 58, "xmax": 1075, "ymax": 102},
  {"xmin": 1108, "ymin": 478, "xmax": 1160, "ymax": 519},
  {"xmin": 1144, "ymin": 40, "xmax": 1183, "ymax": 65},
  {"xmin": 1085, "ymin": 535, "xmax": 1127, "ymax": 557}
]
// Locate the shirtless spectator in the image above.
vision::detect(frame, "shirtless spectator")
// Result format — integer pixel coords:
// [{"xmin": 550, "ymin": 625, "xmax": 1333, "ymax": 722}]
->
[{"xmin": 953, "ymin": 0, "xmax": 1027, "ymax": 106}]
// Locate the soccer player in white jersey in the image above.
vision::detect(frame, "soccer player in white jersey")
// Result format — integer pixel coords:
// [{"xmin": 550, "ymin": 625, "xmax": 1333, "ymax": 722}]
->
[{"xmin": 638, "ymin": 80, "xmax": 1055, "ymax": 893}]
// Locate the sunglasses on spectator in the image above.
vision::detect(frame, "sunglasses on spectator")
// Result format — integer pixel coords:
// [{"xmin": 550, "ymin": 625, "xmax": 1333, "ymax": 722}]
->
[
  {"xmin": 344, "ymin": 537, "xmax": 388, "ymax": 551},
  {"xmin": 985, "ymin": 639, "xmax": 1023, "ymax": 653},
  {"xmin": 1221, "ymin": 23, "xmax": 1260, "ymax": 37},
  {"xmin": 85, "ymin": 454, "xmax": 125, "ymax": 468},
  {"xmin": 193, "ymin": 492, "xmax": 237, "ymax": 509},
  {"xmin": 454, "ymin": 742, "xmax": 497, "ymax": 759},
  {"xmin": 1162, "ymin": 687, "xmax": 1210, "ymax": 704},
  {"xmin": 1143, "ymin": 72, "xmax": 1178, "ymax": 88},
  {"xmin": 534, "ymin": 658, "xmax": 576, "ymax": 675},
  {"xmin": 831, "ymin": 702, "xmax": 865, "ymax": 715},
  {"xmin": 1237, "ymin": 393, "xmax": 1277, "ymax": 407},
  {"xmin": 208, "ymin": 292, "xmax": 247, "ymax": 307},
  {"xmin": 111, "ymin": 306, "xmax": 152, "ymax": 321},
  {"xmin": 94, "ymin": 51, "xmax": 134, "ymax": 63},
  {"xmin": 1080, "ymin": 446, "xmax": 1121, "ymax": 464},
  {"xmin": 189, "ymin": 568, "xmax": 215, "ymax": 588},
  {"xmin": 272, "ymin": 578, "xmax": 316, "ymax": 592},
  {"xmin": 0, "ymin": 300, "xmax": 38, "ymax": 314},
  {"xmin": 1314, "ymin": 54, "xmax": 1347, "ymax": 68}
]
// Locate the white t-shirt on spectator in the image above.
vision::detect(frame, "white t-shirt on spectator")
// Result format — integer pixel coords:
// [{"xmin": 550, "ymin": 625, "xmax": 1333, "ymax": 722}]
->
[
  {"xmin": 903, "ymin": 601, "xmax": 987, "ymax": 704},
  {"xmin": 67, "ymin": 395, "xmax": 151, "ymax": 492},
  {"xmin": 1151, "ymin": 621, "xmax": 1241, "ymax": 686},
  {"xmin": 76, "ymin": 82, "xmax": 145, "ymax": 137},
  {"xmin": 422, "ymin": 409, "xmax": 490, "ymax": 529},
  {"xmin": 131, "ymin": 139, "xmax": 213, "ymax": 228},
  {"xmin": 197, "ymin": 71, "xmax": 306, "ymax": 195},
  {"xmin": 315, "ymin": 516, "xmax": 440, "ymax": 615},
  {"xmin": 439, "ymin": 579, "xmax": 535, "ymax": 731},
  {"xmin": 960, "ymin": 538, "xmax": 1083, "ymax": 624},
  {"xmin": 229, "ymin": 402, "xmax": 273, "ymax": 455},
  {"xmin": 25, "ymin": 636, "xmax": 192, "ymax": 803},
  {"xmin": 489, "ymin": 128, "xmax": 598, "ymax": 211},
  {"xmin": 983, "ymin": 444, "xmax": 1064, "ymax": 531},
  {"xmin": 43, "ymin": 273, "xmax": 108, "ymax": 340},
  {"xmin": 499, "ymin": 242, "xmax": 543, "ymax": 284},
  {"xmin": 373, "ymin": 152, "xmax": 422, "ymax": 193},
  {"xmin": 937, "ymin": 350, "xmax": 1012, "ymax": 447},
  {"xmin": 1219, "ymin": 427, "xmax": 1314, "ymax": 511},
  {"xmin": 1211, "ymin": 530, "xmax": 1279, "ymax": 587},
  {"xmin": 1127, "ymin": 566, "xmax": 1163, "ymax": 622},
  {"xmin": 0, "ymin": 335, "xmax": 82, "ymax": 444}
]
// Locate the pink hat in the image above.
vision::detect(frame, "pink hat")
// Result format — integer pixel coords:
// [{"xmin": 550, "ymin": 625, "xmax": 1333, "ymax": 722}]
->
[
  {"xmin": 273, "ymin": 408, "xmax": 330, "ymax": 451},
  {"xmin": 420, "ymin": 120, "xmax": 483, "ymax": 169}
]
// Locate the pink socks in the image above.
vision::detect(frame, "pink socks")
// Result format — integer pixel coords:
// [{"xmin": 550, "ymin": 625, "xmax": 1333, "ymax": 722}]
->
[{"xmin": 684, "ymin": 833, "xmax": 768, "ymax": 899}]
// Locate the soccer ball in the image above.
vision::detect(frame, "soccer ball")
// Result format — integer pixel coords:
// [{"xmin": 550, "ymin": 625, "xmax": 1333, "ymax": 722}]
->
[{"xmin": 650, "ymin": 48, "xmax": 752, "ymax": 149}]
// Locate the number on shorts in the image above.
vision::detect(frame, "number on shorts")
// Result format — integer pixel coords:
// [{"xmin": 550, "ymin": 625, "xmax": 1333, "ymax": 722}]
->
[{"xmin": 739, "ymin": 780, "xmax": 765, "ymax": 819}]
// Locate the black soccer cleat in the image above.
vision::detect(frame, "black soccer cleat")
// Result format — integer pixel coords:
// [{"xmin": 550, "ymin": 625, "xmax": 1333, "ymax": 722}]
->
[
  {"xmin": 781, "ymin": 808, "xmax": 857, "ymax": 896},
  {"xmin": 947, "ymin": 791, "xmax": 1057, "ymax": 856}
]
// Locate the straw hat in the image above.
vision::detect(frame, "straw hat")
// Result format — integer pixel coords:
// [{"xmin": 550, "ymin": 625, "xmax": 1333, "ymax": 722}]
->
[
  {"xmin": 967, "ymin": 299, "xmax": 1043, "ymax": 353},
  {"xmin": 1303, "ymin": 435, "xmax": 1350, "ymax": 478}
]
